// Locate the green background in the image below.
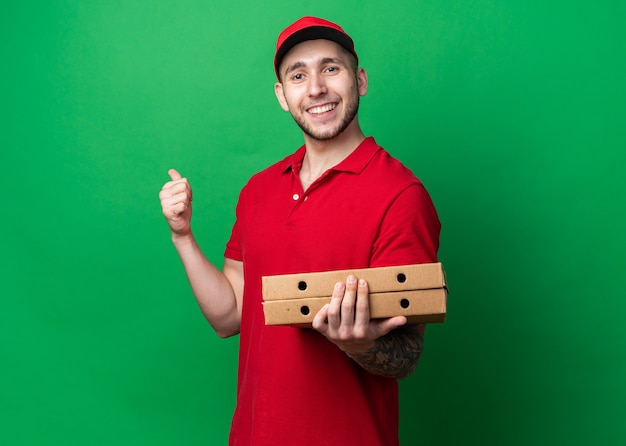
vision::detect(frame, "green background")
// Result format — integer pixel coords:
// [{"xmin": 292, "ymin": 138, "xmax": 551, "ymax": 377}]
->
[{"xmin": 2, "ymin": 1, "xmax": 625, "ymax": 445}]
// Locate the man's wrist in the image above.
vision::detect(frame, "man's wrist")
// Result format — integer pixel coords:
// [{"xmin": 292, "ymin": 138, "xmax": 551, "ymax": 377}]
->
[
  {"xmin": 340, "ymin": 340, "xmax": 376, "ymax": 356},
  {"xmin": 342, "ymin": 328, "xmax": 423, "ymax": 379},
  {"xmin": 171, "ymin": 231, "xmax": 195, "ymax": 247}
]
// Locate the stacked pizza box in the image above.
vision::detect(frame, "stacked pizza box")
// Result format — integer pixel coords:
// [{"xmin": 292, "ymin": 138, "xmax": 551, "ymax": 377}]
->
[{"xmin": 262, "ymin": 263, "xmax": 448, "ymax": 326}]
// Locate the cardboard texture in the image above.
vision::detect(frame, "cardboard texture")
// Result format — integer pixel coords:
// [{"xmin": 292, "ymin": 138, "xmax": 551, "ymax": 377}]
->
[
  {"xmin": 262, "ymin": 263, "xmax": 448, "ymax": 326},
  {"xmin": 263, "ymin": 288, "xmax": 447, "ymax": 326},
  {"xmin": 262, "ymin": 262, "xmax": 446, "ymax": 300}
]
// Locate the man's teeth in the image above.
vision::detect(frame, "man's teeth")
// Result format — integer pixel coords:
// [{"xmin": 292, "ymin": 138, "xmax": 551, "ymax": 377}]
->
[{"xmin": 308, "ymin": 104, "xmax": 335, "ymax": 114}]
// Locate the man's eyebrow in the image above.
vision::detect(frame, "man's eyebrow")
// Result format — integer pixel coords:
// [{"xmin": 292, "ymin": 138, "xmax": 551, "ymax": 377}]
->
[
  {"xmin": 320, "ymin": 57, "xmax": 347, "ymax": 67},
  {"xmin": 284, "ymin": 61, "xmax": 306, "ymax": 77}
]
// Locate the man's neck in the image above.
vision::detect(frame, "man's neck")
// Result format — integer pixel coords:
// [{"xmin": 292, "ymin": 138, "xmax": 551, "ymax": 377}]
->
[{"xmin": 299, "ymin": 123, "xmax": 366, "ymax": 190}]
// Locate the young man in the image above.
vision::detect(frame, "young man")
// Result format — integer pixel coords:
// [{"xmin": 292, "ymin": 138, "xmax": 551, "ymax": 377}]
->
[{"xmin": 159, "ymin": 16, "xmax": 440, "ymax": 446}]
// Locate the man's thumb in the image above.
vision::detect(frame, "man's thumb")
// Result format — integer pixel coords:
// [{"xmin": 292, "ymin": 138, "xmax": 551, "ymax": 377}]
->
[{"xmin": 168, "ymin": 168, "xmax": 182, "ymax": 181}]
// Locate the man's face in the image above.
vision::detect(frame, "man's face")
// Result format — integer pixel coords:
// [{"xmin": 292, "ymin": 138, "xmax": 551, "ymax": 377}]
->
[{"xmin": 275, "ymin": 39, "xmax": 367, "ymax": 141}]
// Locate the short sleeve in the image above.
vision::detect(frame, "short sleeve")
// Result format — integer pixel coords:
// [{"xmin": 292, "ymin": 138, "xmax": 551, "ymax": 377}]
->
[
  {"xmin": 370, "ymin": 182, "xmax": 441, "ymax": 267},
  {"xmin": 224, "ymin": 187, "xmax": 245, "ymax": 262}
]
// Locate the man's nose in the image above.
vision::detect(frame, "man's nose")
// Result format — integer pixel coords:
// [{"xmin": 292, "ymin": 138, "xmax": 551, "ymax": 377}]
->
[{"xmin": 308, "ymin": 73, "xmax": 328, "ymax": 97}]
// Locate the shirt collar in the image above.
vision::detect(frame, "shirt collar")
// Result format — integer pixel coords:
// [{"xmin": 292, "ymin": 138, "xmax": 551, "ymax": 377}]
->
[{"xmin": 280, "ymin": 136, "xmax": 381, "ymax": 175}]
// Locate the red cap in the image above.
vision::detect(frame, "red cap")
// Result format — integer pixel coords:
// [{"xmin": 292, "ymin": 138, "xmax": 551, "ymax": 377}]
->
[{"xmin": 274, "ymin": 16, "xmax": 358, "ymax": 80}]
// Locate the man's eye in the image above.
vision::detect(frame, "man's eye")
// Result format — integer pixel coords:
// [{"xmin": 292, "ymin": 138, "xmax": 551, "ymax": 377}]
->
[
  {"xmin": 325, "ymin": 66, "xmax": 337, "ymax": 73},
  {"xmin": 293, "ymin": 73, "xmax": 304, "ymax": 80}
]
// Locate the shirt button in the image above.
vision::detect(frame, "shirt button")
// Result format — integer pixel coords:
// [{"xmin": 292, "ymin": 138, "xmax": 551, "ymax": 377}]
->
[{"xmin": 292, "ymin": 193, "xmax": 299, "ymax": 201}]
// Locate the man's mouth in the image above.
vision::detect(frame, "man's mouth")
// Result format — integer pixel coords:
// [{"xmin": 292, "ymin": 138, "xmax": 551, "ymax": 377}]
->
[{"xmin": 307, "ymin": 103, "xmax": 336, "ymax": 115}]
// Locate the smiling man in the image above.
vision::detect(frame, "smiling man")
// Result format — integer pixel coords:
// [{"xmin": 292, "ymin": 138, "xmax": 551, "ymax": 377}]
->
[
  {"xmin": 159, "ymin": 16, "xmax": 441, "ymax": 446},
  {"xmin": 275, "ymin": 39, "xmax": 364, "ymax": 141}
]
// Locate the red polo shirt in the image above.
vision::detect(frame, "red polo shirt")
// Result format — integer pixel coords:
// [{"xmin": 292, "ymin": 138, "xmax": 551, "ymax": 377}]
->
[{"xmin": 225, "ymin": 137, "xmax": 440, "ymax": 446}]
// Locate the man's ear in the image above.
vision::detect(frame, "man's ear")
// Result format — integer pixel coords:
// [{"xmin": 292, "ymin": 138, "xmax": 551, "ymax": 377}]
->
[
  {"xmin": 274, "ymin": 82, "xmax": 290, "ymax": 112},
  {"xmin": 356, "ymin": 68, "xmax": 368, "ymax": 97}
]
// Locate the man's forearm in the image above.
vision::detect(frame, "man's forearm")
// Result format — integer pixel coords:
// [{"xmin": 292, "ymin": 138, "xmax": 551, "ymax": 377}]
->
[
  {"xmin": 172, "ymin": 233, "xmax": 242, "ymax": 338},
  {"xmin": 345, "ymin": 324, "xmax": 425, "ymax": 379}
]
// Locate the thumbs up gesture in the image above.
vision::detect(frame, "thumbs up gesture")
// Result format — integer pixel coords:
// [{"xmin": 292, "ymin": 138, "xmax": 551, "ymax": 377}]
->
[{"xmin": 159, "ymin": 169, "xmax": 193, "ymax": 237}]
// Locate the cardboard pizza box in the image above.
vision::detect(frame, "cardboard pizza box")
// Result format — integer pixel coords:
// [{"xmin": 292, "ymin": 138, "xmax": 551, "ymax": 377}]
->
[
  {"xmin": 262, "ymin": 263, "xmax": 446, "ymax": 301},
  {"xmin": 263, "ymin": 288, "xmax": 447, "ymax": 326}
]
